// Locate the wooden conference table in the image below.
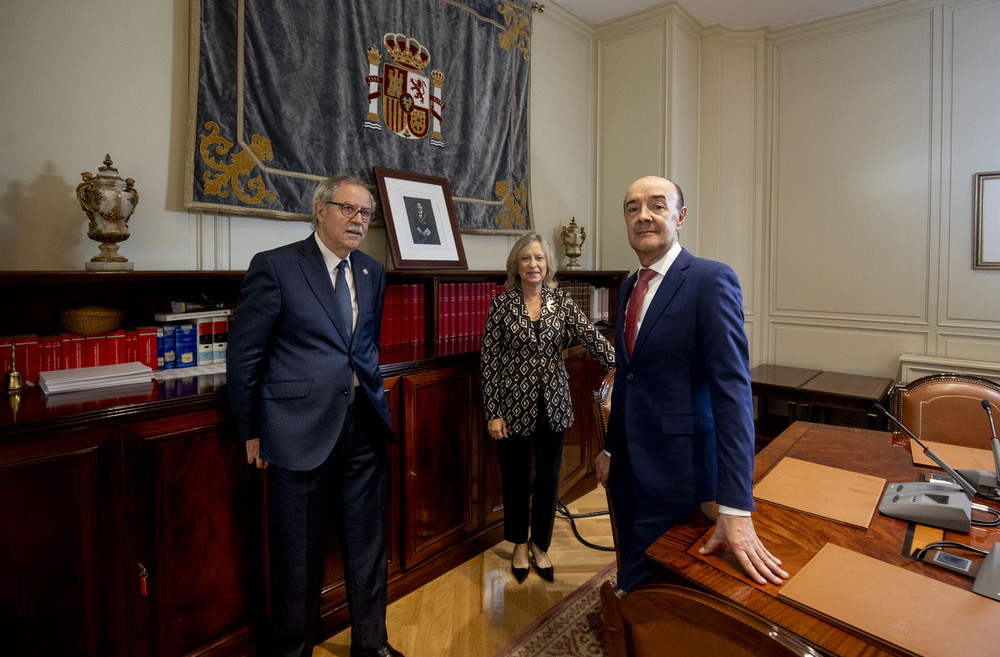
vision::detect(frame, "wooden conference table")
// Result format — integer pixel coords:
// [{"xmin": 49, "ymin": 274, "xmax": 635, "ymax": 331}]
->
[{"xmin": 645, "ymin": 422, "xmax": 1000, "ymax": 657}]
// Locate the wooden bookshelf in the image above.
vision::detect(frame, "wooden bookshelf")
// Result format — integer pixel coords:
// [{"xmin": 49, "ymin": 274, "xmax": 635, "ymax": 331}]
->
[{"xmin": 0, "ymin": 267, "xmax": 625, "ymax": 657}]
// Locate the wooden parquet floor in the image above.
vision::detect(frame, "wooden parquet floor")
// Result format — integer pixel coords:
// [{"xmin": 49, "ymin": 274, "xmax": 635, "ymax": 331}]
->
[{"xmin": 314, "ymin": 486, "xmax": 616, "ymax": 657}]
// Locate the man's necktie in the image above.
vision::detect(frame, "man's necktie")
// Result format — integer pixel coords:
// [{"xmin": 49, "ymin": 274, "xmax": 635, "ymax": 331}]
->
[
  {"xmin": 335, "ymin": 259, "xmax": 353, "ymax": 337},
  {"xmin": 624, "ymin": 268, "xmax": 656, "ymax": 357}
]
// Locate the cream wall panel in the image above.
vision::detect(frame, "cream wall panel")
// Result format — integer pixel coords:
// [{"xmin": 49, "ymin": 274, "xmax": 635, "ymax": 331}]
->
[
  {"xmin": 940, "ymin": 333, "xmax": 1000, "ymax": 363},
  {"xmin": 669, "ymin": 18, "xmax": 702, "ymax": 252},
  {"xmin": 698, "ymin": 34, "xmax": 763, "ymax": 292},
  {"xmin": 770, "ymin": 322, "xmax": 928, "ymax": 376},
  {"xmin": 596, "ymin": 24, "xmax": 667, "ymax": 273},
  {"xmin": 944, "ymin": 0, "xmax": 1000, "ymax": 323},
  {"xmin": 0, "ymin": 0, "xmax": 198, "ymax": 271},
  {"xmin": 528, "ymin": 6, "xmax": 599, "ymax": 271},
  {"xmin": 771, "ymin": 12, "xmax": 935, "ymax": 320}
]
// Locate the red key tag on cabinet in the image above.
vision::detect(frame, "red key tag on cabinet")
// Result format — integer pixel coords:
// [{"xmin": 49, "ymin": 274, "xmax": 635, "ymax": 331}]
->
[{"xmin": 138, "ymin": 563, "xmax": 148, "ymax": 597}]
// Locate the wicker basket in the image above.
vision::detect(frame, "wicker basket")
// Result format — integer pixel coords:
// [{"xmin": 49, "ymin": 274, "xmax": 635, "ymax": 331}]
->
[{"xmin": 59, "ymin": 305, "xmax": 126, "ymax": 336}]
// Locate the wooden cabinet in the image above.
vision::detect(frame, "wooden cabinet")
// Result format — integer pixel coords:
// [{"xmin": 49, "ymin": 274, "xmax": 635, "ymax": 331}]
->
[
  {"xmin": 0, "ymin": 425, "xmax": 121, "ymax": 657},
  {"xmin": 401, "ymin": 364, "xmax": 481, "ymax": 568},
  {"xmin": 0, "ymin": 269, "xmax": 623, "ymax": 656},
  {"xmin": 123, "ymin": 408, "xmax": 261, "ymax": 657}
]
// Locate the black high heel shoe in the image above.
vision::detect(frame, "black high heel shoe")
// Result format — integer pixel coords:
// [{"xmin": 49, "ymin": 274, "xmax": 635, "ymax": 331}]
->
[
  {"xmin": 511, "ymin": 546, "xmax": 529, "ymax": 584},
  {"xmin": 528, "ymin": 542, "xmax": 554, "ymax": 582},
  {"xmin": 511, "ymin": 560, "xmax": 529, "ymax": 584}
]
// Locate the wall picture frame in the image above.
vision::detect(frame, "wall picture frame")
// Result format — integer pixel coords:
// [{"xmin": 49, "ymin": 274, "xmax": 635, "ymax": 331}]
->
[
  {"xmin": 974, "ymin": 171, "xmax": 1000, "ymax": 270},
  {"xmin": 373, "ymin": 167, "xmax": 468, "ymax": 270}
]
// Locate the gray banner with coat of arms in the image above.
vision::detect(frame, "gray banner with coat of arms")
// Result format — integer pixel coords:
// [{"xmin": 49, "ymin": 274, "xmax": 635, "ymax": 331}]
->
[{"xmin": 185, "ymin": 0, "xmax": 533, "ymax": 234}]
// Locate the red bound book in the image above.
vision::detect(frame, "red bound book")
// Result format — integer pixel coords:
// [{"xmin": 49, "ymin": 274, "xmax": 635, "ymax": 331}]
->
[
  {"xmin": 125, "ymin": 330, "xmax": 137, "ymax": 363},
  {"xmin": 13, "ymin": 334, "xmax": 39, "ymax": 384},
  {"xmin": 389, "ymin": 285, "xmax": 400, "ymax": 346},
  {"xmin": 443, "ymin": 283, "xmax": 454, "ymax": 339},
  {"xmin": 475, "ymin": 283, "xmax": 485, "ymax": 335},
  {"xmin": 379, "ymin": 286, "xmax": 389, "ymax": 348},
  {"xmin": 417, "ymin": 288, "xmax": 426, "ymax": 343},
  {"xmin": 136, "ymin": 326, "xmax": 159, "ymax": 370},
  {"xmin": 410, "ymin": 284, "xmax": 420, "ymax": 343},
  {"xmin": 39, "ymin": 336, "xmax": 59, "ymax": 373},
  {"xmin": 450, "ymin": 283, "xmax": 459, "ymax": 338},
  {"xmin": 60, "ymin": 333, "xmax": 85, "ymax": 369},
  {"xmin": 106, "ymin": 330, "xmax": 127, "ymax": 365},
  {"xmin": 457, "ymin": 283, "xmax": 467, "ymax": 337},
  {"xmin": 437, "ymin": 284, "xmax": 446, "ymax": 340},
  {"xmin": 0, "ymin": 336, "xmax": 13, "ymax": 381},
  {"xmin": 395, "ymin": 285, "xmax": 405, "ymax": 344},
  {"xmin": 85, "ymin": 334, "xmax": 106, "ymax": 368}
]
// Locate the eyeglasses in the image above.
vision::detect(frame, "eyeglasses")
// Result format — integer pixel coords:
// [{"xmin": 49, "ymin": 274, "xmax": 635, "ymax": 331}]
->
[{"xmin": 327, "ymin": 201, "xmax": 374, "ymax": 223}]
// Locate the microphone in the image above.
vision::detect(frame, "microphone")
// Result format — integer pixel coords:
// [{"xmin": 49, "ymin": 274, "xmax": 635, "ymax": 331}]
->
[
  {"xmin": 872, "ymin": 403, "xmax": 977, "ymax": 499},
  {"xmin": 983, "ymin": 400, "xmax": 1000, "ymax": 494}
]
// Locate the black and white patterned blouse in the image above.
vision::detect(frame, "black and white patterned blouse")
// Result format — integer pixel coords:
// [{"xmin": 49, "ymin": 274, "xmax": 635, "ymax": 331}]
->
[{"xmin": 481, "ymin": 286, "xmax": 615, "ymax": 437}]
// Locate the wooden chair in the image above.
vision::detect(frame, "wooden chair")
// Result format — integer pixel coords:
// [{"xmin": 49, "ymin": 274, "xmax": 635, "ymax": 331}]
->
[
  {"xmin": 591, "ymin": 368, "xmax": 621, "ymax": 573},
  {"xmin": 891, "ymin": 373, "xmax": 1000, "ymax": 448},
  {"xmin": 600, "ymin": 581, "xmax": 816, "ymax": 657}
]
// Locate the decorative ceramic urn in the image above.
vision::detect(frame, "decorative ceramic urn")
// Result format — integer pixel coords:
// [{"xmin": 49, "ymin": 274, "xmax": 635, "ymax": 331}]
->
[
  {"xmin": 77, "ymin": 154, "xmax": 138, "ymax": 271},
  {"xmin": 560, "ymin": 217, "xmax": 585, "ymax": 270}
]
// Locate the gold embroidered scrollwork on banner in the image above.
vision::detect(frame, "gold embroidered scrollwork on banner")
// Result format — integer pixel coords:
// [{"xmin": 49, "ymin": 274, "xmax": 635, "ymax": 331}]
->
[
  {"xmin": 493, "ymin": 179, "xmax": 528, "ymax": 229},
  {"xmin": 199, "ymin": 121, "xmax": 278, "ymax": 205},
  {"xmin": 496, "ymin": 2, "xmax": 531, "ymax": 61}
]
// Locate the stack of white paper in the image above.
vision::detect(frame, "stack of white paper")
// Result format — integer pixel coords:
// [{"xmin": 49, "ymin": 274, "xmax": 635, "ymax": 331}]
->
[{"xmin": 38, "ymin": 362, "xmax": 154, "ymax": 395}]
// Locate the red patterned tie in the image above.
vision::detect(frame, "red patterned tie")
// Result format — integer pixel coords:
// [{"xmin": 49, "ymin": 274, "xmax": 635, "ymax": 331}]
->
[{"xmin": 625, "ymin": 268, "xmax": 656, "ymax": 357}]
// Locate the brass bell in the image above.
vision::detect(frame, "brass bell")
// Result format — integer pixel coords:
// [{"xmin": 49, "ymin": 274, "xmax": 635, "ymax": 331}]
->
[{"xmin": 4, "ymin": 343, "xmax": 26, "ymax": 393}]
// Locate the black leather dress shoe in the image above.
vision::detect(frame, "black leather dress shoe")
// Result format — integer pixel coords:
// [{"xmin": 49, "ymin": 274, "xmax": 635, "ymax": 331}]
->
[
  {"xmin": 349, "ymin": 643, "xmax": 404, "ymax": 657},
  {"xmin": 528, "ymin": 543, "xmax": 554, "ymax": 582},
  {"xmin": 511, "ymin": 562, "xmax": 529, "ymax": 584}
]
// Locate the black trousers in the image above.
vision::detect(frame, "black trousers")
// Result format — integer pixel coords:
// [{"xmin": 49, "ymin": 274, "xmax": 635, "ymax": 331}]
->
[
  {"xmin": 497, "ymin": 423, "xmax": 565, "ymax": 551},
  {"xmin": 266, "ymin": 397, "xmax": 388, "ymax": 657}
]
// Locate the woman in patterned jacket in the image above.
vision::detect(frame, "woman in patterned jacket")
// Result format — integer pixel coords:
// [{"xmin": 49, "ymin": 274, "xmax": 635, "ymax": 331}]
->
[{"xmin": 481, "ymin": 233, "xmax": 615, "ymax": 584}]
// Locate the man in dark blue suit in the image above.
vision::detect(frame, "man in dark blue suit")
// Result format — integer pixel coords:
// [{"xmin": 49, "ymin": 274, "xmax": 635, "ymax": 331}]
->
[
  {"xmin": 227, "ymin": 175, "xmax": 404, "ymax": 657},
  {"xmin": 596, "ymin": 175, "xmax": 787, "ymax": 592}
]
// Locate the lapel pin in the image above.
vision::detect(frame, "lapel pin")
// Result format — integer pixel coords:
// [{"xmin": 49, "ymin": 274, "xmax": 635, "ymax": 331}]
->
[{"xmin": 363, "ymin": 268, "xmax": 368, "ymax": 275}]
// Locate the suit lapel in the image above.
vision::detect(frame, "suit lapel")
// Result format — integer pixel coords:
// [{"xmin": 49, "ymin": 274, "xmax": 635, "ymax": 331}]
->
[
  {"xmin": 297, "ymin": 235, "xmax": 352, "ymax": 345},
  {"xmin": 632, "ymin": 248, "xmax": 690, "ymax": 357},
  {"xmin": 353, "ymin": 254, "xmax": 374, "ymax": 332}
]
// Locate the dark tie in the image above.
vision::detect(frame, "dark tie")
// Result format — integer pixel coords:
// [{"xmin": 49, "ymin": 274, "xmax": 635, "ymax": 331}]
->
[
  {"xmin": 624, "ymin": 268, "xmax": 656, "ymax": 357},
  {"xmin": 335, "ymin": 259, "xmax": 353, "ymax": 337}
]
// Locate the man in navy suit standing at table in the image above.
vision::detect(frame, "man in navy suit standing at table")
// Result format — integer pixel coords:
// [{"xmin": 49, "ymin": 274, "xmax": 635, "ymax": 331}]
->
[
  {"xmin": 596, "ymin": 175, "xmax": 788, "ymax": 592},
  {"xmin": 227, "ymin": 174, "xmax": 404, "ymax": 657}
]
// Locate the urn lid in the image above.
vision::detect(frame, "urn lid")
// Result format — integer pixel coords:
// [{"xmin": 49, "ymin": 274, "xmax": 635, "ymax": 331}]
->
[{"xmin": 94, "ymin": 154, "xmax": 120, "ymax": 178}]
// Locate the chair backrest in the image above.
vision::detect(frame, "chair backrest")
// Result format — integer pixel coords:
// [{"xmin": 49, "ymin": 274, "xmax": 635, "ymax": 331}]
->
[
  {"xmin": 593, "ymin": 368, "xmax": 616, "ymax": 441},
  {"xmin": 891, "ymin": 373, "xmax": 1000, "ymax": 447},
  {"xmin": 601, "ymin": 581, "xmax": 815, "ymax": 657},
  {"xmin": 591, "ymin": 369, "xmax": 621, "ymax": 572}
]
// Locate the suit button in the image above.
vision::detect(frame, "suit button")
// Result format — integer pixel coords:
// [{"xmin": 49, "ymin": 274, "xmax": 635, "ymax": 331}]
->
[{"xmin": 627, "ymin": 373, "xmax": 634, "ymax": 381}]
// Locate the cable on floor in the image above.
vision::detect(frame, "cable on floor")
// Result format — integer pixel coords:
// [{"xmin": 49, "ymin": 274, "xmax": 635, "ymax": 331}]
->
[{"xmin": 556, "ymin": 499, "xmax": 615, "ymax": 552}]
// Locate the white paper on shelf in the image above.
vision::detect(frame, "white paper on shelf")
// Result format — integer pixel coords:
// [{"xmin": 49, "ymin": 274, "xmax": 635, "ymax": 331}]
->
[{"xmin": 38, "ymin": 362, "xmax": 154, "ymax": 394}]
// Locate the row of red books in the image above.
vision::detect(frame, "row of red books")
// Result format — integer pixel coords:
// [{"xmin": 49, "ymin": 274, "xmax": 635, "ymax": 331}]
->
[
  {"xmin": 1, "ymin": 330, "xmax": 160, "ymax": 387},
  {"xmin": 381, "ymin": 284, "xmax": 425, "ymax": 347},
  {"xmin": 438, "ymin": 282, "xmax": 505, "ymax": 340},
  {"xmin": 1, "ymin": 314, "xmax": 233, "ymax": 387}
]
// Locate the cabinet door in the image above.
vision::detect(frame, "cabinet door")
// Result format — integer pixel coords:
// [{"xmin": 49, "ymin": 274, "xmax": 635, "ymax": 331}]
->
[
  {"xmin": 402, "ymin": 365, "xmax": 481, "ymax": 567},
  {"xmin": 561, "ymin": 345, "xmax": 604, "ymax": 491},
  {"xmin": 0, "ymin": 426, "xmax": 123, "ymax": 657},
  {"xmin": 124, "ymin": 408, "xmax": 261, "ymax": 657}
]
